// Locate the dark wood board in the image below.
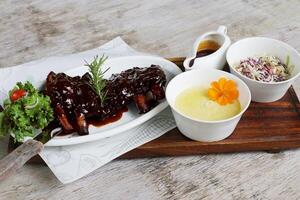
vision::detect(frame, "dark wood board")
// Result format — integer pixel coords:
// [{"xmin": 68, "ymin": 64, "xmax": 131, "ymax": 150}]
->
[{"xmin": 8, "ymin": 57, "xmax": 300, "ymax": 163}]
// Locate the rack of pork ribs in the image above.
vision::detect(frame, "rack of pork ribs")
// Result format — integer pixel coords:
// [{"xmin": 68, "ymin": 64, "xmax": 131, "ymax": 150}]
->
[{"xmin": 45, "ymin": 65, "xmax": 167, "ymax": 135}]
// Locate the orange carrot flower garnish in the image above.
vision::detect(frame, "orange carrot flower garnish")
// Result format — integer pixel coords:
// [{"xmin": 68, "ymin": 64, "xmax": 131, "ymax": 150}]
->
[{"xmin": 208, "ymin": 77, "xmax": 239, "ymax": 105}]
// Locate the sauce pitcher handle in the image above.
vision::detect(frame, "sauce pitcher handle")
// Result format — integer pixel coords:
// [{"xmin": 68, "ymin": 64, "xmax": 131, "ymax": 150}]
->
[{"xmin": 217, "ymin": 26, "xmax": 227, "ymax": 35}]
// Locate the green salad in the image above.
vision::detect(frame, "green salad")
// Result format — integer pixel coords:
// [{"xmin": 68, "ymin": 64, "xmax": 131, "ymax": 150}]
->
[{"xmin": 0, "ymin": 82, "xmax": 54, "ymax": 142}]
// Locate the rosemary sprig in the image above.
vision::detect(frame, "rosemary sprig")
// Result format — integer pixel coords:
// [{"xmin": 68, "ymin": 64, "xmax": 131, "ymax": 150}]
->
[{"xmin": 85, "ymin": 55, "xmax": 109, "ymax": 106}]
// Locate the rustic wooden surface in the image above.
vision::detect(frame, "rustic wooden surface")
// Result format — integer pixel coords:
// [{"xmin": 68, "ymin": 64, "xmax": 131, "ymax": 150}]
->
[
  {"xmin": 0, "ymin": 140, "xmax": 43, "ymax": 181},
  {"xmin": 0, "ymin": 0, "xmax": 300, "ymax": 199},
  {"xmin": 8, "ymin": 62, "xmax": 300, "ymax": 161},
  {"xmin": 121, "ymin": 88, "xmax": 300, "ymax": 157}
]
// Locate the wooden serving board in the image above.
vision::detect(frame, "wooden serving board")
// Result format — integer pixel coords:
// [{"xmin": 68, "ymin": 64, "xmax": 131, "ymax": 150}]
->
[{"xmin": 8, "ymin": 57, "xmax": 300, "ymax": 163}]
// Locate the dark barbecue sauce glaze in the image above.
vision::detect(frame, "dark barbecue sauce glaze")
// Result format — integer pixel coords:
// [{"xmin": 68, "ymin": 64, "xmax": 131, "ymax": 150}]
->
[
  {"xmin": 89, "ymin": 107, "xmax": 128, "ymax": 127},
  {"xmin": 189, "ymin": 40, "xmax": 221, "ymax": 67},
  {"xmin": 55, "ymin": 108, "xmax": 128, "ymax": 136},
  {"xmin": 45, "ymin": 65, "xmax": 166, "ymax": 136},
  {"xmin": 189, "ymin": 49, "xmax": 218, "ymax": 67}
]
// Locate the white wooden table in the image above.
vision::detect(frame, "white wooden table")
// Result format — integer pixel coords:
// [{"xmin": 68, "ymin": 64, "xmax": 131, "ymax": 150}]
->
[{"xmin": 0, "ymin": 1, "xmax": 300, "ymax": 199}]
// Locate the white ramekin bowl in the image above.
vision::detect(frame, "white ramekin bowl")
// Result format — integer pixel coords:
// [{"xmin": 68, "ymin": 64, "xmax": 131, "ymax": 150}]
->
[
  {"xmin": 227, "ymin": 37, "xmax": 300, "ymax": 102},
  {"xmin": 166, "ymin": 69, "xmax": 251, "ymax": 142}
]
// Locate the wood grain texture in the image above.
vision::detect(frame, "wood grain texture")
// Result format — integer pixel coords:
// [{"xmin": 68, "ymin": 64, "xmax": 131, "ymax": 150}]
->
[
  {"xmin": 8, "ymin": 60, "xmax": 300, "ymax": 161},
  {"xmin": 0, "ymin": 0, "xmax": 300, "ymax": 199},
  {"xmin": 0, "ymin": 140, "xmax": 43, "ymax": 181},
  {"xmin": 121, "ymin": 89, "xmax": 300, "ymax": 158}
]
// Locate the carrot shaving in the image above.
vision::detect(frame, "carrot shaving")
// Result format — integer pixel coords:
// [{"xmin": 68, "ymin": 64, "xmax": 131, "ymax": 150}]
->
[{"xmin": 208, "ymin": 77, "xmax": 239, "ymax": 105}]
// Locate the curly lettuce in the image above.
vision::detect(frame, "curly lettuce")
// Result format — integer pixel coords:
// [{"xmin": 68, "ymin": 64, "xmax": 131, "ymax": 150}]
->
[{"xmin": 0, "ymin": 82, "xmax": 54, "ymax": 142}]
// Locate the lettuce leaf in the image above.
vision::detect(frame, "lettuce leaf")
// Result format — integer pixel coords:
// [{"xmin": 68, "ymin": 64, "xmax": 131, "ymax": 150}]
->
[{"xmin": 0, "ymin": 81, "xmax": 54, "ymax": 142}]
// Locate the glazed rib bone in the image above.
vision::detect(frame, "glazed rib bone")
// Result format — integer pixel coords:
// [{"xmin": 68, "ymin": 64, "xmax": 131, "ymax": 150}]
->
[{"xmin": 45, "ymin": 65, "xmax": 166, "ymax": 135}]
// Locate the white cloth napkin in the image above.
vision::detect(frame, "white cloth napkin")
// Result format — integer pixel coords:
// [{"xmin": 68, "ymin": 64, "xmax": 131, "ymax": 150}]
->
[
  {"xmin": 40, "ymin": 108, "xmax": 175, "ymax": 184},
  {"xmin": 0, "ymin": 37, "xmax": 176, "ymax": 184}
]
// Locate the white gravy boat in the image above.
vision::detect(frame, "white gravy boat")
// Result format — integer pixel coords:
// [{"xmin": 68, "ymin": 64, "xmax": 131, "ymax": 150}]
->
[{"xmin": 183, "ymin": 26, "xmax": 231, "ymax": 71}]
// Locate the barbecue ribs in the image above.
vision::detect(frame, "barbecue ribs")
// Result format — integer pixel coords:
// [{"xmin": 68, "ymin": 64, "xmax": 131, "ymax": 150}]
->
[{"xmin": 45, "ymin": 65, "xmax": 166, "ymax": 135}]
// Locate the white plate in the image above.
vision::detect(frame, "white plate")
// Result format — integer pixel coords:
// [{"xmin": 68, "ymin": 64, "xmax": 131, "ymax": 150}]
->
[{"xmin": 44, "ymin": 56, "xmax": 181, "ymax": 146}]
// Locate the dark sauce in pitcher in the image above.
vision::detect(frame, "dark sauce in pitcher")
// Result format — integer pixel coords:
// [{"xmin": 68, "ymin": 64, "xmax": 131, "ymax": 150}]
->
[{"xmin": 189, "ymin": 40, "xmax": 220, "ymax": 67}]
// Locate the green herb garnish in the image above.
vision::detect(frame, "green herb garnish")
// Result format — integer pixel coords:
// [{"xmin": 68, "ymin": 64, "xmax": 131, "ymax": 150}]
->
[
  {"xmin": 85, "ymin": 55, "xmax": 109, "ymax": 106},
  {"xmin": 0, "ymin": 82, "xmax": 54, "ymax": 142}
]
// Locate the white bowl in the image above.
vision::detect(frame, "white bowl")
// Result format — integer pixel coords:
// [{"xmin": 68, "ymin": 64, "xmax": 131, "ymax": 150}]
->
[
  {"xmin": 166, "ymin": 69, "xmax": 251, "ymax": 142},
  {"xmin": 227, "ymin": 37, "xmax": 300, "ymax": 102}
]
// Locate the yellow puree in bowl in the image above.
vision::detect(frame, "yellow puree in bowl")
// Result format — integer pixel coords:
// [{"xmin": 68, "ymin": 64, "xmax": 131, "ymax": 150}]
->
[{"xmin": 175, "ymin": 87, "xmax": 241, "ymax": 121}]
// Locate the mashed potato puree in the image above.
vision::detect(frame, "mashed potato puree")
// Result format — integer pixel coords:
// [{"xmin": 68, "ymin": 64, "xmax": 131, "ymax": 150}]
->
[{"xmin": 175, "ymin": 87, "xmax": 241, "ymax": 121}]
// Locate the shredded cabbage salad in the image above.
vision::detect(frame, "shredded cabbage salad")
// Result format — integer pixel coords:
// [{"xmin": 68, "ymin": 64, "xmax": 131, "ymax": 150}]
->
[{"xmin": 235, "ymin": 55, "xmax": 292, "ymax": 82}]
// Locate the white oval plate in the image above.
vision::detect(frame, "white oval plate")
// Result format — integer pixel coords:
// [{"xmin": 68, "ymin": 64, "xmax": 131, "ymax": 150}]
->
[{"xmin": 45, "ymin": 56, "xmax": 181, "ymax": 146}]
